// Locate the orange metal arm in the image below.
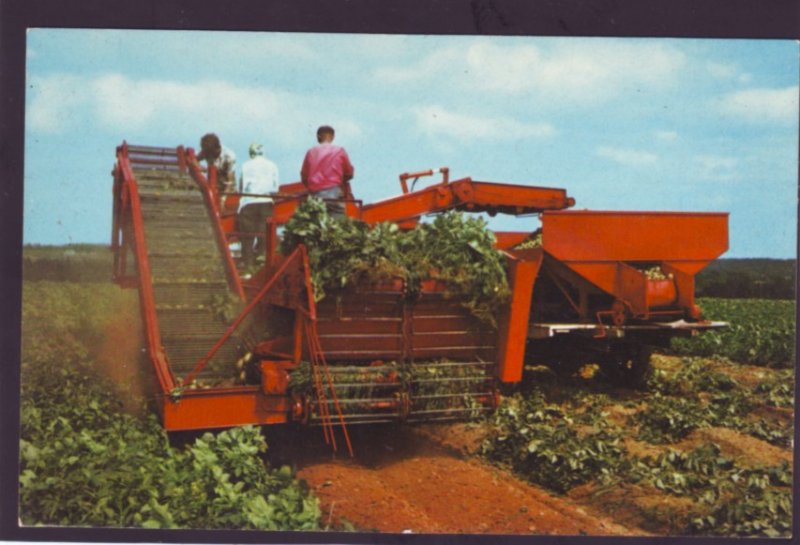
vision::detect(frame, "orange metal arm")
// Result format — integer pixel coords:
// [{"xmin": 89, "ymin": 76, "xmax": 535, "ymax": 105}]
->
[
  {"xmin": 398, "ymin": 167, "xmax": 449, "ymax": 194},
  {"xmin": 361, "ymin": 177, "xmax": 574, "ymax": 225}
]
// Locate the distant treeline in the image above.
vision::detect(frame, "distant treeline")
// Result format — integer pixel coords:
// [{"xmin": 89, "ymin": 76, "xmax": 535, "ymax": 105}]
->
[
  {"xmin": 22, "ymin": 245, "xmax": 797, "ymax": 300},
  {"xmin": 23, "ymin": 244, "xmax": 114, "ymax": 283},
  {"xmin": 695, "ymin": 258, "xmax": 795, "ymax": 300}
]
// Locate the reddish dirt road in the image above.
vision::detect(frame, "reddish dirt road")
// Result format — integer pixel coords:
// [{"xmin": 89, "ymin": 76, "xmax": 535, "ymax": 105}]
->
[{"xmin": 265, "ymin": 424, "xmax": 643, "ymax": 535}]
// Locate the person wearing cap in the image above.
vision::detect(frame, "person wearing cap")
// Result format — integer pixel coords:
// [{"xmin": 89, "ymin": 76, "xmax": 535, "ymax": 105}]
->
[
  {"xmin": 238, "ymin": 143, "xmax": 279, "ymax": 271},
  {"xmin": 197, "ymin": 133, "xmax": 237, "ymax": 199},
  {"xmin": 300, "ymin": 125, "xmax": 354, "ymax": 217}
]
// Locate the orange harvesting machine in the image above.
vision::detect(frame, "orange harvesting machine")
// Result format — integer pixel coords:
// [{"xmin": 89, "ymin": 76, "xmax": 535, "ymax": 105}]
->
[{"xmin": 111, "ymin": 143, "xmax": 728, "ymax": 448}]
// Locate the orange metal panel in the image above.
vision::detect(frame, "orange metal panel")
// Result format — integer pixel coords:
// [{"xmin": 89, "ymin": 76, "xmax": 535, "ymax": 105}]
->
[
  {"xmin": 162, "ymin": 388, "xmax": 291, "ymax": 431},
  {"xmin": 564, "ymin": 263, "xmax": 618, "ymax": 295},
  {"xmin": 460, "ymin": 181, "xmax": 574, "ymax": 211},
  {"xmin": 361, "ymin": 183, "xmax": 456, "ymax": 223},
  {"xmin": 316, "ymin": 318, "xmax": 403, "ymax": 335},
  {"xmin": 497, "ymin": 249, "xmax": 543, "ymax": 383},
  {"xmin": 648, "ymin": 279, "xmax": 677, "ymax": 308},
  {"xmin": 616, "ymin": 262, "xmax": 649, "ymax": 316},
  {"xmin": 412, "ymin": 331, "xmax": 497, "ymax": 349},
  {"xmin": 494, "ymin": 231, "xmax": 534, "ymax": 250},
  {"xmin": 260, "ymin": 361, "xmax": 294, "ymax": 396},
  {"xmin": 272, "ymin": 199, "xmax": 301, "ymax": 223},
  {"xmin": 279, "ymin": 181, "xmax": 306, "ymax": 194},
  {"xmin": 542, "ymin": 211, "xmax": 729, "ymax": 262}
]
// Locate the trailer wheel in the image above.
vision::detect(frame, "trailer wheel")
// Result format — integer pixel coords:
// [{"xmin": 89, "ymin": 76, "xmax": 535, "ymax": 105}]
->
[
  {"xmin": 601, "ymin": 345, "xmax": 652, "ymax": 389},
  {"xmin": 546, "ymin": 348, "xmax": 587, "ymax": 379}
]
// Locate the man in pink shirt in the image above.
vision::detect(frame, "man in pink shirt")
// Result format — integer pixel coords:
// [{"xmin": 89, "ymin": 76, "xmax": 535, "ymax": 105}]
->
[{"xmin": 300, "ymin": 125, "xmax": 354, "ymax": 217}]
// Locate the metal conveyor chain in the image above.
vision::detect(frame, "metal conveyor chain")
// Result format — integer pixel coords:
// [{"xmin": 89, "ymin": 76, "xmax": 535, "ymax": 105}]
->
[{"xmin": 131, "ymin": 156, "xmax": 248, "ymax": 384}]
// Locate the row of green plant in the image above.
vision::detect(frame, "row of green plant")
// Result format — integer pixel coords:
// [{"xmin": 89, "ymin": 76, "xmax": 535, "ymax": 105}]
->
[
  {"xmin": 639, "ymin": 358, "xmax": 793, "ymax": 447},
  {"xmin": 483, "ymin": 392, "xmax": 628, "ymax": 494},
  {"xmin": 20, "ymin": 281, "xmax": 321, "ymax": 530},
  {"xmin": 481, "ymin": 372, "xmax": 793, "ymax": 537},
  {"xmin": 20, "ymin": 364, "xmax": 319, "ymax": 529},
  {"xmin": 671, "ymin": 298, "xmax": 795, "ymax": 368},
  {"xmin": 281, "ymin": 198, "xmax": 510, "ymax": 326},
  {"xmin": 21, "ymin": 281, "xmax": 130, "ymax": 366},
  {"xmin": 628, "ymin": 444, "xmax": 793, "ymax": 537}
]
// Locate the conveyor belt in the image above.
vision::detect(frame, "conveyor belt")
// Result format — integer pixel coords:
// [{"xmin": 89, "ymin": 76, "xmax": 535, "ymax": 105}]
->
[{"xmin": 132, "ymin": 163, "xmax": 248, "ymax": 383}]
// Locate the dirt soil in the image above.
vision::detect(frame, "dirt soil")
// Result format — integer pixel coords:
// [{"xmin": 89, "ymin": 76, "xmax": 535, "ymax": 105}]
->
[{"xmin": 265, "ymin": 424, "xmax": 643, "ymax": 535}]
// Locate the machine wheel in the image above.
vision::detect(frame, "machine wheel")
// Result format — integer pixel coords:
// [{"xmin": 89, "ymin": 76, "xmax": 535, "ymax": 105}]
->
[
  {"xmin": 600, "ymin": 344, "xmax": 653, "ymax": 389},
  {"xmin": 551, "ymin": 348, "xmax": 601, "ymax": 382}
]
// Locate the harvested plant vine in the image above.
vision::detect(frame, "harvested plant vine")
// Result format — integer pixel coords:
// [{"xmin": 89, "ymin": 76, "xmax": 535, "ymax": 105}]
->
[{"xmin": 280, "ymin": 198, "xmax": 511, "ymax": 326}]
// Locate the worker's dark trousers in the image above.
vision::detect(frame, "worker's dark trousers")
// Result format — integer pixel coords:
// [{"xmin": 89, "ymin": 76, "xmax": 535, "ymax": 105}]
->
[{"xmin": 238, "ymin": 202, "xmax": 273, "ymax": 268}]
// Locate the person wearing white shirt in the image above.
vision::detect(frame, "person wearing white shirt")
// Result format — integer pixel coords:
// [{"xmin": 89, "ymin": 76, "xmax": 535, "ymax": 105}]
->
[{"xmin": 238, "ymin": 143, "xmax": 279, "ymax": 271}]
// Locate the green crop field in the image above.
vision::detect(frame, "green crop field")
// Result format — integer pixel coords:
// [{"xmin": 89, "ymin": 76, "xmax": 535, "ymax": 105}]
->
[
  {"xmin": 482, "ymin": 353, "xmax": 794, "ymax": 536},
  {"xmin": 481, "ymin": 296, "xmax": 795, "ymax": 537},
  {"xmin": 19, "ymin": 281, "xmax": 321, "ymax": 530},
  {"xmin": 672, "ymin": 298, "xmax": 795, "ymax": 368},
  {"xmin": 18, "ymin": 244, "xmax": 795, "ymax": 536}
]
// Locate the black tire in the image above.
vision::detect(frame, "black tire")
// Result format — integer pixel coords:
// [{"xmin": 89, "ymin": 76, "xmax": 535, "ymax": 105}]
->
[
  {"xmin": 600, "ymin": 344, "xmax": 653, "ymax": 389},
  {"xmin": 546, "ymin": 347, "xmax": 589, "ymax": 379}
]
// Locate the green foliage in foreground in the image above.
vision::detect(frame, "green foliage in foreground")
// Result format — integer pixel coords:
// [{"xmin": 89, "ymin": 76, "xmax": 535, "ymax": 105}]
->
[
  {"xmin": 641, "ymin": 358, "xmax": 793, "ymax": 447},
  {"xmin": 20, "ymin": 280, "xmax": 320, "ymax": 530},
  {"xmin": 671, "ymin": 298, "xmax": 795, "ymax": 368},
  {"xmin": 280, "ymin": 198, "xmax": 510, "ymax": 326},
  {"xmin": 629, "ymin": 444, "xmax": 793, "ymax": 537},
  {"xmin": 19, "ymin": 363, "xmax": 320, "ymax": 529},
  {"xmin": 481, "ymin": 381, "xmax": 793, "ymax": 537},
  {"xmin": 482, "ymin": 392, "xmax": 630, "ymax": 494}
]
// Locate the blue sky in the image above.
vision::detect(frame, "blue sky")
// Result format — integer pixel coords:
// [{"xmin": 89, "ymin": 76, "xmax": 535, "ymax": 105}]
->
[{"xmin": 24, "ymin": 30, "xmax": 799, "ymax": 258}]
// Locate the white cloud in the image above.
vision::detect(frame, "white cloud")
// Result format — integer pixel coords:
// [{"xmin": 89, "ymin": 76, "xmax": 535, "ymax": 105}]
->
[
  {"xmin": 463, "ymin": 42, "xmax": 544, "ymax": 94},
  {"xmin": 527, "ymin": 41, "xmax": 685, "ymax": 101},
  {"xmin": 706, "ymin": 62, "xmax": 753, "ymax": 84},
  {"xmin": 707, "ymin": 61, "xmax": 738, "ymax": 79},
  {"xmin": 655, "ymin": 130, "xmax": 678, "ymax": 142},
  {"xmin": 26, "ymin": 73, "xmax": 363, "ymax": 144},
  {"xmin": 376, "ymin": 39, "xmax": 686, "ymax": 103},
  {"xmin": 27, "ymin": 74, "xmax": 88, "ymax": 133},
  {"xmin": 374, "ymin": 47, "xmax": 462, "ymax": 83},
  {"xmin": 693, "ymin": 154, "xmax": 738, "ymax": 181},
  {"xmin": 718, "ymin": 86, "xmax": 799, "ymax": 123},
  {"xmin": 413, "ymin": 105, "xmax": 555, "ymax": 141},
  {"xmin": 90, "ymin": 75, "xmax": 283, "ymax": 130},
  {"xmin": 596, "ymin": 146, "xmax": 657, "ymax": 166}
]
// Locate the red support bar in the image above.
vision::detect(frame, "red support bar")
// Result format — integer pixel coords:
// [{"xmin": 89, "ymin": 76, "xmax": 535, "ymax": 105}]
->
[
  {"xmin": 162, "ymin": 387, "xmax": 291, "ymax": 431},
  {"xmin": 127, "ymin": 144, "xmax": 180, "ymax": 155},
  {"xmin": 184, "ymin": 148, "xmax": 245, "ymax": 301},
  {"xmin": 111, "ymin": 167, "xmax": 121, "ymax": 279},
  {"xmin": 177, "ymin": 145, "xmax": 186, "ymax": 173},
  {"xmin": 115, "ymin": 145, "xmax": 176, "ymax": 394},
  {"xmin": 398, "ymin": 167, "xmax": 449, "ymax": 194},
  {"xmin": 126, "ymin": 157, "xmax": 182, "ymax": 167},
  {"xmin": 496, "ymin": 249, "xmax": 543, "ymax": 383},
  {"xmin": 182, "ymin": 246, "xmax": 308, "ymax": 386}
]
